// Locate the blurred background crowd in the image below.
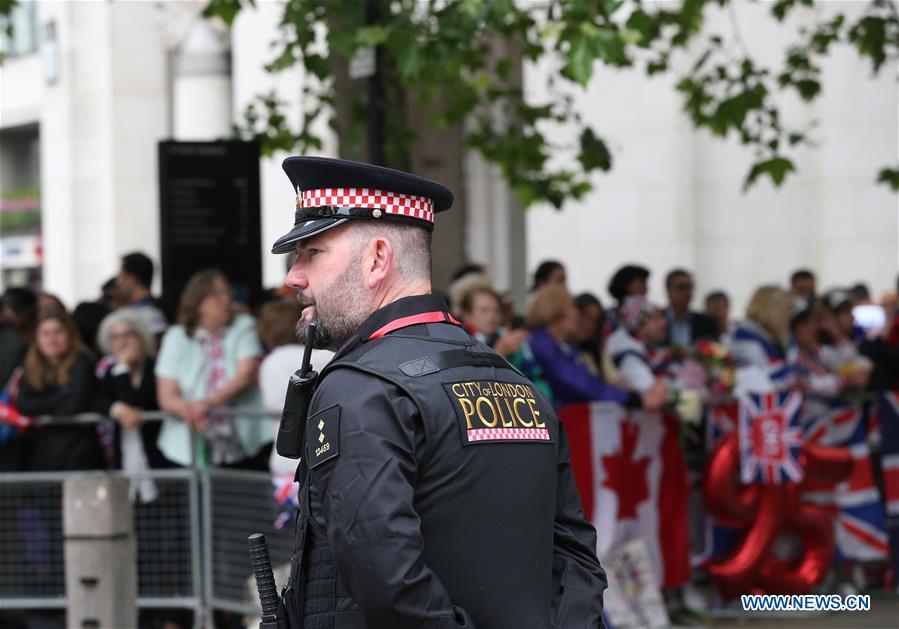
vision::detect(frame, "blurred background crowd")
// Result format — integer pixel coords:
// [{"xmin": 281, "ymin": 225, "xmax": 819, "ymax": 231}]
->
[
  {"xmin": 1, "ymin": 249, "xmax": 898, "ymax": 626},
  {"xmin": 1, "ymin": 248, "xmax": 895, "ymax": 480}
]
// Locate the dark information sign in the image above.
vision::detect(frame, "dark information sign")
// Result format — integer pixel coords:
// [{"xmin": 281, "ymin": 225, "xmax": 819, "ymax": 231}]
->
[{"xmin": 158, "ymin": 140, "xmax": 262, "ymax": 307}]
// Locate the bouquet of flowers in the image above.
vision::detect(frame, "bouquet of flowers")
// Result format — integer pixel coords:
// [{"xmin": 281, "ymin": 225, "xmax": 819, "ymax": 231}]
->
[
  {"xmin": 668, "ymin": 388, "xmax": 703, "ymax": 424},
  {"xmin": 666, "ymin": 340, "xmax": 736, "ymax": 423},
  {"xmin": 692, "ymin": 339, "xmax": 737, "ymax": 396}
]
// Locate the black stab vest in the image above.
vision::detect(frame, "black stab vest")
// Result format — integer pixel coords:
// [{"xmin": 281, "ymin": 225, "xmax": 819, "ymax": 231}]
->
[{"xmin": 288, "ymin": 326, "xmax": 562, "ymax": 629}]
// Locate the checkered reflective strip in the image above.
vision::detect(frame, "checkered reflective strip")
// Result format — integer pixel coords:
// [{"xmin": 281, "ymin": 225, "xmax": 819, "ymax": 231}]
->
[
  {"xmin": 467, "ymin": 427, "xmax": 551, "ymax": 442},
  {"xmin": 300, "ymin": 187, "xmax": 435, "ymax": 223}
]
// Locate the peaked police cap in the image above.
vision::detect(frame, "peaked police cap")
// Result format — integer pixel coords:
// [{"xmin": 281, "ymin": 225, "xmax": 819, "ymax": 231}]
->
[{"xmin": 271, "ymin": 156, "xmax": 454, "ymax": 254}]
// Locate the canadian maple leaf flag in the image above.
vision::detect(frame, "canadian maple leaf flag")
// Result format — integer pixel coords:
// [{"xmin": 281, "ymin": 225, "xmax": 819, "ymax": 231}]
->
[{"xmin": 559, "ymin": 402, "xmax": 690, "ymax": 589}]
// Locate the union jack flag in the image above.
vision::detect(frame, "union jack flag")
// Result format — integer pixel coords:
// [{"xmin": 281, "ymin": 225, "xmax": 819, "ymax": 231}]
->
[
  {"xmin": 272, "ymin": 473, "xmax": 299, "ymax": 530},
  {"xmin": 738, "ymin": 390, "xmax": 804, "ymax": 484},
  {"xmin": 802, "ymin": 402, "xmax": 889, "ymax": 560}
]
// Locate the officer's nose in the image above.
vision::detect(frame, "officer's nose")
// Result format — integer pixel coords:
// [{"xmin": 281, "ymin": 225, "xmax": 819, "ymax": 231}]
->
[{"xmin": 285, "ymin": 260, "xmax": 308, "ymax": 291}]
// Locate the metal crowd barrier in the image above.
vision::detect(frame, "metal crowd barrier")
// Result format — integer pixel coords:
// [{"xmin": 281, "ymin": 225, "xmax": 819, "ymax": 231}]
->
[{"xmin": 0, "ymin": 409, "xmax": 289, "ymax": 627}]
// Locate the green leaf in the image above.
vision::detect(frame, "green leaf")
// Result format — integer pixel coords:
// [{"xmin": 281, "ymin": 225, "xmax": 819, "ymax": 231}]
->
[
  {"xmin": 565, "ymin": 33, "xmax": 595, "ymax": 85},
  {"xmin": 849, "ymin": 15, "xmax": 890, "ymax": 74},
  {"xmin": 329, "ymin": 30, "xmax": 357, "ymax": 57},
  {"xmin": 0, "ymin": 0, "xmax": 17, "ymax": 42},
  {"xmin": 202, "ymin": 0, "xmax": 254, "ymax": 27},
  {"xmin": 771, "ymin": 0, "xmax": 812, "ymax": 22},
  {"xmin": 602, "ymin": 0, "xmax": 625, "ymax": 17},
  {"xmin": 514, "ymin": 182, "xmax": 539, "ymax": 208},
  {"xmin": 0, "ymin": 0, "xmax": 18, "ymax": 16},
  {"xmin": 876, "ymin": 167, "xmax": 899, "ymax": 191},
  {"xmin": 744, "ymin": 157, "xmax": 796, "ymax": 191},
  {"xmin": 356, "ymin": 25, "xmax": 389, "ymax": 47},
  {"xmin": 578, "ymin": 128, "xmax": 612, "ymax": 172},
  {"xmin": 398, "ymin": 45, "xmax": 423, "ymax": 79},
  {"xmin": 304, "ymin": 54, "xmax": 330, "ymax": 81},
  {"xmin": 794, "ymin": 78, "xmax": 820, "ymax": 101},
  {"xmin": 626, "ymin": 9, "xmax": 656, "ymax": 47}
]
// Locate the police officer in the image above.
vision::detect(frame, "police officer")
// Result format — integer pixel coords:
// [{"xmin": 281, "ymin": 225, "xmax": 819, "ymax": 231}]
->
[{"xmin": 273, "ymin": 156, "xmax": 606, "ymax": 628}]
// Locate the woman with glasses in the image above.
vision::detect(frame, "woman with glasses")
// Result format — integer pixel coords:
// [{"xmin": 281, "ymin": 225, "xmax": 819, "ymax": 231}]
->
[
  {"xmin": 95, "ymin": 308, "xmax": 172, "ymax": 485},
  {"xmin": 155, "ymin": 269, "xmax": 266, "ymax": 468}
]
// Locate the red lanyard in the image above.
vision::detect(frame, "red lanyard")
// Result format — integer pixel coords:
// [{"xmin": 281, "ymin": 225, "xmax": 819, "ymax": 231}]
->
[{"xmin": 367, "ymin": 311, "xmax": 462, "ymax": 341}]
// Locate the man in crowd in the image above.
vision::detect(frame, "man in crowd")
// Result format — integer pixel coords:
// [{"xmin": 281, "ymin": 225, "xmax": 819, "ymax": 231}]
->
[
  {"xmin": 704, "ymin": 290, "xmax": 731, "ymax": 339},
  {"xmin": 789, "ymin": 268, "xmax": 816, "ymax": 304},
  {"xmin": 0, "ymin": 287, "xmax": 37, "ymax": 390},
  {"xmin": 531, "ymin": 259, "xmax": 567, "ymax": 292},
  {"xmin": 850, "ymin": 282, "xmax": 873, "ymax": 307},
  {"xmin": 607, "ymin": 296, "xmax": 671, "ymax": 390},
  {"xmin": 272, "ymin": 156, "xmax": 605, "ymax": 628},
  {"xmin": 115, "ymin": 252, "xmax": 167, "ymax": 336},
  {"xmin": 664, "ymin": 268, "xmax": 717, "ymax": 347}
]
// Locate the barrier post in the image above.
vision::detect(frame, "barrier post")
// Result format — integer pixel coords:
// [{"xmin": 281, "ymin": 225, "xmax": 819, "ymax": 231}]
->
[{"xmin": 63, "ymin": 475, "xmax": 137, "ymax": 629}]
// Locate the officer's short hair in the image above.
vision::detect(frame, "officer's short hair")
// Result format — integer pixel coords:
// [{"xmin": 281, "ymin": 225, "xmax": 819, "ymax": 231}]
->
[
  {"xmin": 351, "ymin": 223, "xmax": 432, "ymax": 281},
  {"xmin": 122, "ymin": 252, "xmax": 154, "ymax": 288}
]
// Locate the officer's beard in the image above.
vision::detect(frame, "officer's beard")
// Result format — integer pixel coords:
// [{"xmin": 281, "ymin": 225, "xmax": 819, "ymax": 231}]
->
[{"xmin": 296, "ymin": 253, "xmax": 373, "ymax": 351}]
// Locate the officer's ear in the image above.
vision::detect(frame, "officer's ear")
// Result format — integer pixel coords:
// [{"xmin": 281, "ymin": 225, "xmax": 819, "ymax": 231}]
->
[{"xmin": 365, "ymin": 236, "xmax": 394, "ymax": 289}]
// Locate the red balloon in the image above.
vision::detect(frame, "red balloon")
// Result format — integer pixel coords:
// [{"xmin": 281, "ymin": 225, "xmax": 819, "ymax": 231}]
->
[
  {"xmin": 703, "ymin": 433, "xmax": 758, "ymax": 528},
  {"xmin": 756, "ymin": 485, "xmax": 835, "ymax": 593},
  {"xmin": 702, "ymin": 429, "xmax": 853, "ymax": 598},
  {"xmin": 709, "ymin": 484, "xmax": 788, "ymax": 599}
]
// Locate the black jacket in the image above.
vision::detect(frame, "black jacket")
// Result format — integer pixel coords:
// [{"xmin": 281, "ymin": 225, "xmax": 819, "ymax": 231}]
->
[
  {"xmin": 0, "ymin": 324, "xmax": 28, "ymax": 472},
  {"xmin": 94, "ymin": 357, "xmax": 170, "ymax": 469},
  {"xmin": 0, "ymin": 323, "xmax": 26, "ymax": 390},
  {"xmin": 665, "ymin": 309, "xmax": 719, "ymax": 346},
  {"xmin": 284, "ymin": 294, "xmax": 605, "ymax": 628},
  {"xmin": 17, "ymin": 352, "xmax": 103, "ymax": 471}
]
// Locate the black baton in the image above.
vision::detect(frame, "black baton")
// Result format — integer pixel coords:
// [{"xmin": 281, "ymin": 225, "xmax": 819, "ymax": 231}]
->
[{"xmin": 248, "ymin": 533, "xmax": 281, "ymax": 629}]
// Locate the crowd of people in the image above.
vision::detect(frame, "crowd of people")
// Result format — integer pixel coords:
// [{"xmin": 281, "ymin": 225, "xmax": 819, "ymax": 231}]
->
[
  {"xmin": 0, "ymin": 253, "xmax": 326, "ymax": 480},
  {"xmin": 2, "ymin": 251, "xmax": 898, "ymax": 616},
  {"xmin": 450, "ymin": 260, "xmax": 898, "ymax": 410},
  {"xmin": 2, "ymin": 252, "xmax": 897, "ymax": 483}
]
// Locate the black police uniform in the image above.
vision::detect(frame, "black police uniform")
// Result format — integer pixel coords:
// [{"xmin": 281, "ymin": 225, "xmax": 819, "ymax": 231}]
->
[{"xmin": 272, "ymin": 157, "xmax": 606, "ymax": 628}]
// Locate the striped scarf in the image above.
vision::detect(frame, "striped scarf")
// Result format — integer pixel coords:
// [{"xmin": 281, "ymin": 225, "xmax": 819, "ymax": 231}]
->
[{"xmin": 198, "ymin": 328, "xmax": 245, "ymax": 465}]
